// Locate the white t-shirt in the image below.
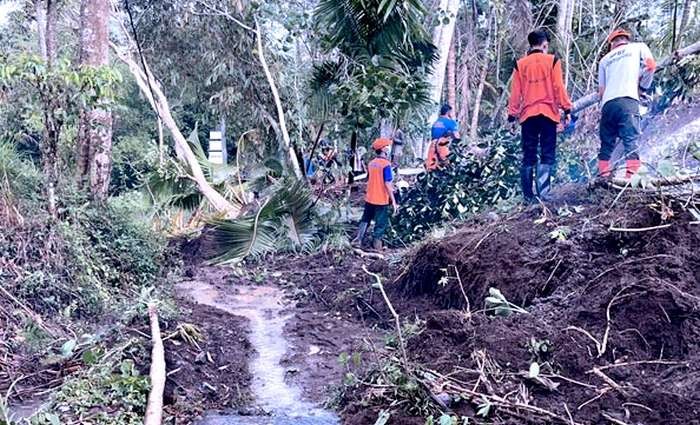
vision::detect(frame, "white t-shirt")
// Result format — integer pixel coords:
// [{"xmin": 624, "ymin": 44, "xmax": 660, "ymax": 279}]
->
[{"xmin": 598, "ymin": 42, "xmax": 656, "ymax": 107}]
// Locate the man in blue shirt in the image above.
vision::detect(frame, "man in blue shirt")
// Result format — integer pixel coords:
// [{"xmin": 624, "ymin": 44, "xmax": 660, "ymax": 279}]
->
[
  {"xmin": 431, "ymin": 104, "xmax": 460, "ymax": 140},
  {"xmin": 427, "ymin": 104, "xmax": 460, "ymax": 171}
]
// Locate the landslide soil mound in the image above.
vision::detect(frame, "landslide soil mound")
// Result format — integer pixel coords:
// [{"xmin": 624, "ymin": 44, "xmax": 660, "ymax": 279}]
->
[{"xmin": 343, "ymin": 186, "xmax": 700, "ymax": 424}]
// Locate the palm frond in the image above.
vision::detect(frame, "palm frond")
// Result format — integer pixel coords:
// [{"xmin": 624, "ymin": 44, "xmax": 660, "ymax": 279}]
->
[
  {"xmin": 208, "ymin": 178, "xmax": 320, "ymax": 263},
  {"xmin": 208, "ymin": 211, "xmax": 279, "ymax": 264}
]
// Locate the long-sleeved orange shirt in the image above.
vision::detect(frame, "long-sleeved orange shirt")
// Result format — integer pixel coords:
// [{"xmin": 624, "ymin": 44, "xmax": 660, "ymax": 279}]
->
[{"xmin": 507, "ymin": 51, "xmax": 572, "ymax": 124}]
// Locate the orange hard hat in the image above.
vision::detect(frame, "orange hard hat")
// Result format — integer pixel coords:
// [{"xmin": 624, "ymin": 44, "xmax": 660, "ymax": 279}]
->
[
  {"xmin": 607, "ymin": 29, "xmax": 631, "ymax": 45},
  {"xmin": 371, "ymin": 138, "xmax": 392, "ymax": 151}
]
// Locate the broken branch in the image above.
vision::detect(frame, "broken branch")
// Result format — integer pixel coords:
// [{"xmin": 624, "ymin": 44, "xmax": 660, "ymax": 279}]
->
[{"xmin": 144, "ymin": 304, "xmax": 165, "ymax": 425}]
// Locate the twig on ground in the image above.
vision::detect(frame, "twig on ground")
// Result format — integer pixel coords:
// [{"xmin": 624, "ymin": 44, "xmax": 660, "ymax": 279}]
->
[
  {"xmin": 588, "ymin": 359, "xmax": 687, "ymax": 373},
  {"xmin": 590, "ymin": 367, "xmax": 628, "ymax": 396},
  {"xmin": 608, "ymin": 223, "xmax": 672, "ymax": 232},
  {"xmin": 543, "ymin": 257, "xmax": 564, "ymax": 291},
  {"xmin": 450, "ymin": 265, "xmax": 472, "ymax": 320},
  {"xmin": 353, "ymin": 248, "xmax": 385, "ymax": 260},
  {"xmin": 577, "ymin": 387, "xmax": 611, "ymax": 410},
  {"xmin": 564, "ymin": 403, "xmax": 575, "ymax": 425},
  {"xmin": 601, "ymin": 412, "xmax": 631, "ymax": 425},
  {"xmin": 362, "ymin": 266, "xmax": 408, "ymax": 367}
]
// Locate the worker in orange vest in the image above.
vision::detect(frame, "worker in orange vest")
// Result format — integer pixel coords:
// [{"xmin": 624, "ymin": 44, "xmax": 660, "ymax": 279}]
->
[
  {"xmin": 597, "ymin": 29, "xmax": 656, "ymax": 179},
  {"xmin": 508, "ymin": 29, "xmax": 572, "ymax": 202},
  {"xmin": 426, "ymin": 104, "xmax": 460, "ymax": 171},
  {"xmin": 352, "ymin": 138, "xmax": 398, "ymax": 251}
]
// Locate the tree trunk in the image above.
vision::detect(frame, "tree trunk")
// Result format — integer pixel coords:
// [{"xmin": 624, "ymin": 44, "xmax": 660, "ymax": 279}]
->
[
  {"xmin": 557, "ymin": 0, "xmax": 575, "ymax": 88},
  {"xmin": 447, "ymin": 38, "xmax": 457, "ymax": 112},
  {"xmin": 469, "ymin": 9, "xmax": 494, "ymax": 140},
  {"xmin": 427, "ymin": 0, "xmax": 461, "ymax": 129},
  {"xmin": 255, "ymin": 21, "xmax": 303, "ymax": 180},
  {"xmin": 78, "ymin": 0, "xmax": 113, "ymax": 201},
  {"xmin": 111, "ymin": 33, "xmax": 240, "ymax": 217},
  {"xmin": 34, "ymin": 0, "xmax": 47, "ymax": 60},
  {"xmin": 457, "ymin": 16, "xmax": 473, "ymax": 129},
  {"xmin": 677, "ymin": 0, "xmax": 693, "ymax": 45},
  {"xmin": 38, "ymin": 0, "xmax": 58, "ymax": 217}
]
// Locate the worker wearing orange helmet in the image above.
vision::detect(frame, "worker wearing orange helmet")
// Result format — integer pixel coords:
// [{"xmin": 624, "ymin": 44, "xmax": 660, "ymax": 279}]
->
[
  {"xmin": 597, "ymin": 28, "xmax": 657, "ymax": 179},
  {"xmin": 352, "ymin": 138, "xmax": 398, "ymax": 250}
]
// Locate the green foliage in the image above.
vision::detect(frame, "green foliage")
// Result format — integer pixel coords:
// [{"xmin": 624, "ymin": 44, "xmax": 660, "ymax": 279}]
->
[
  {"xmin": 31, "ymin": 352, "xmax": 149, "ymax": 425},
  {"xmin": 656, "ymin": 55, "xmax": 700, "ymax": 110},
  {"xmin": 0, "ymin": 188, "xmax": 171, "ymax": 317},
  {"xmin": 389, "ymin": 131, "xmax": 520, "ymax": 244},
  {"xmin": 315, "ymin": 0, "xmax": 432, "ymax": 60},
  {"xmin": 0, "ymin": 54, "xmax": 122, "ymax": 123},
  {"xmin": 0, "ymin": 136, "xmax": 41, "ymax": 200},
  {"xmin": 110, "ymin": 136, "xmax": 160, "ymax": 195},
  {"xmin": 312, "ymin": 0, "xmax": 435, "ymax": 136},
  {"xmin": 209, "ymin": 178, "xmax": 319, "ymax": 263}
]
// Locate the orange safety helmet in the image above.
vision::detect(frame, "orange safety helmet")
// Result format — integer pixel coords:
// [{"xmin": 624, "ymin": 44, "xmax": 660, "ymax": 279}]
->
[
  {"xmin": 607, "ymin": 28, "xmax": 632, "ymax": 45},
  {"xmin": 371, "ymin": 138, "xmax": 392, "ymax": 151}
]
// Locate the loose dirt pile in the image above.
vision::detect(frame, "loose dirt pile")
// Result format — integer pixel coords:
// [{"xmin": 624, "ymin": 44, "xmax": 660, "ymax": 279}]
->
[
  {"xmin": 384, "ymin": 187, "xmax": 698, "ymax": 424},
  {"xmin": 276, "ymin": 185, "xmax": 699, "ymax": 424}
]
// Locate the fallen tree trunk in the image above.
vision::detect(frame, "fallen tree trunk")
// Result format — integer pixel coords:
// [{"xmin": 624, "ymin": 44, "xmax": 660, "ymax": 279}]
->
[
  {"xmin": 111, "ymin": 9, "xmax": 240, "ymax": 217},
  {"xmin": 144, "ymin": 304, "xmax": 165, "ymax": 425},
  {"xmin": 572, "ymin": 40, "xmax": 700, "ymax": 113}
]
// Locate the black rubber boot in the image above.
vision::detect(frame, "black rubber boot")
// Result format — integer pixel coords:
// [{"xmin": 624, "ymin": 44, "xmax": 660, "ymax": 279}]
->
[
  {"xmin": 536, "ymin": 164, "xmax": 553, "ymax": 201},
  {"xmin": 520, "ymin": 166, "xmax": 536, "ymax": 203},
  {"xmin": 352, "ymin": 222, "xmax": 368, "ymax": 247}
]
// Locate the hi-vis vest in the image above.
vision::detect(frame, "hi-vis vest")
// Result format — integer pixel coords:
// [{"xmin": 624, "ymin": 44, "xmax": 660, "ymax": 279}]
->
[{"xmin": 366, "ymin": 157, "xmax": 392, "ymax": 205}]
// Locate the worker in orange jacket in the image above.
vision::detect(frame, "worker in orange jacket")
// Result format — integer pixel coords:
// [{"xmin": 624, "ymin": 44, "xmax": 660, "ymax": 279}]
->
[
  {"xmin": 508, "ymin": 29, "xmax": 572, "ymax": 202},
  {"xmin": 352, "ymin": 138, "xmax": 398, "ymax": 251}
]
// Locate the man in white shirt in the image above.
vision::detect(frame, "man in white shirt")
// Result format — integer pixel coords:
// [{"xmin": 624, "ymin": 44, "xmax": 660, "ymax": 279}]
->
[{"xmin": 597, "ymin": 29, "xmax": 657, "ymax": 178}]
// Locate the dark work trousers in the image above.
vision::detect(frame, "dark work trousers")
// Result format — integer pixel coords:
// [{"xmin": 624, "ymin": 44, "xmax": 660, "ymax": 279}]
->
[
  {"xmin": 360, "ymin": 202, "xmax": 390, "ymax": 240},
  {"xmin": 599, "ymin": 97, "xmax": 641, "ymax": 161},
  {"xmin": 521, "ymin": 115, "xmax": 557, "ymax": 167}
]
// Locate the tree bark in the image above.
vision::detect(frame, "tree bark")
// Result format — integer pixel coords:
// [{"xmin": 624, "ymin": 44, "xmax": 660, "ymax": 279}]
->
[
  {"xmin": 34, "ymin": 0, "xmax": 47, "ymax": 60},
  {"xmin": 427, "ymin": 0, "xmax": 461, "ymax": 130},
  {"xmin": 37, "ymin": 0, "xmax": 59, "ymax": 217},
  {"xmin": 144, "ymin": 304, "xmax": 165, "ymax": 425},
  {"xmin": 255, "ymin": 21, "xmax": 303, "ymax": 180},
  {"xmin": 447, "ymin": 37, "xmax": 457, "ymax": 112},
  {"xmin": 78, "ymin": 0, "xmax": 113, "ymax": 201},
  {"xmin": 557, "ymin": 0, "xmax": 575, "ymax": 88},
  {"xmin": 469, "ymin": 9, "xmax": 494, "ymax": 140},
  {"xmin": 110, "ymin": 16, "xmax": 240, "ymax": 217},
  {"xmin": 677, "ymin": 0, "xmax": 693, "ymax": 45}
]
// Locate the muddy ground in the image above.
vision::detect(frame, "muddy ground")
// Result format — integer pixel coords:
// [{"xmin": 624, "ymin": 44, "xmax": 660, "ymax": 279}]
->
[
  {"xmin": 201, "ymin": 184, "xmax": 700, "ymax": 425},
  {"xmin": 168, "ymin": 175, "xmax": 700, "ymax": 425}
]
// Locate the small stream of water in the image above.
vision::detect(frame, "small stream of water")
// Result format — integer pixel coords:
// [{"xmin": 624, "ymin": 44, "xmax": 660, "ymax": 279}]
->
[{"xmin": 176, "ymin": 280, "xmax": 338, "ymax": 425}]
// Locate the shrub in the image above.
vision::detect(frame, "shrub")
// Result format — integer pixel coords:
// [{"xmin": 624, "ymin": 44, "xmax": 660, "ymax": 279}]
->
[
  {"xmin": 0, "ymin": 189, "xmax": 173, "ymax": 318},
  {"xmin": 110, "ymin": 136, "xmax": 159, "ymax": 195},
  {"xmin": 389, "ymin": 130, "xmax": 520, "ymax": 244}
]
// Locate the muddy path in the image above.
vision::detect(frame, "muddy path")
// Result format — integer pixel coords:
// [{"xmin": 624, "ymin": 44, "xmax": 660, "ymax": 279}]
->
[{"xmin": 170, "ymin": 263, "xmax": 379, "ymax": 424}]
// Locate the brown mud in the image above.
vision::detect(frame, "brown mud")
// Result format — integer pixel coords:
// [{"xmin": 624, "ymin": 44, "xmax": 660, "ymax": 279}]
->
[
  {"xmin": 168, "ymin": 177, "xmax": 700, "ymax": 425},
  {"xmin": 163, "ymin": 299, "xmax": 254, "ymax": 421},
  {"xmin": 239, "ymin": 185, "xmax": 700, "ymax": 425}
]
